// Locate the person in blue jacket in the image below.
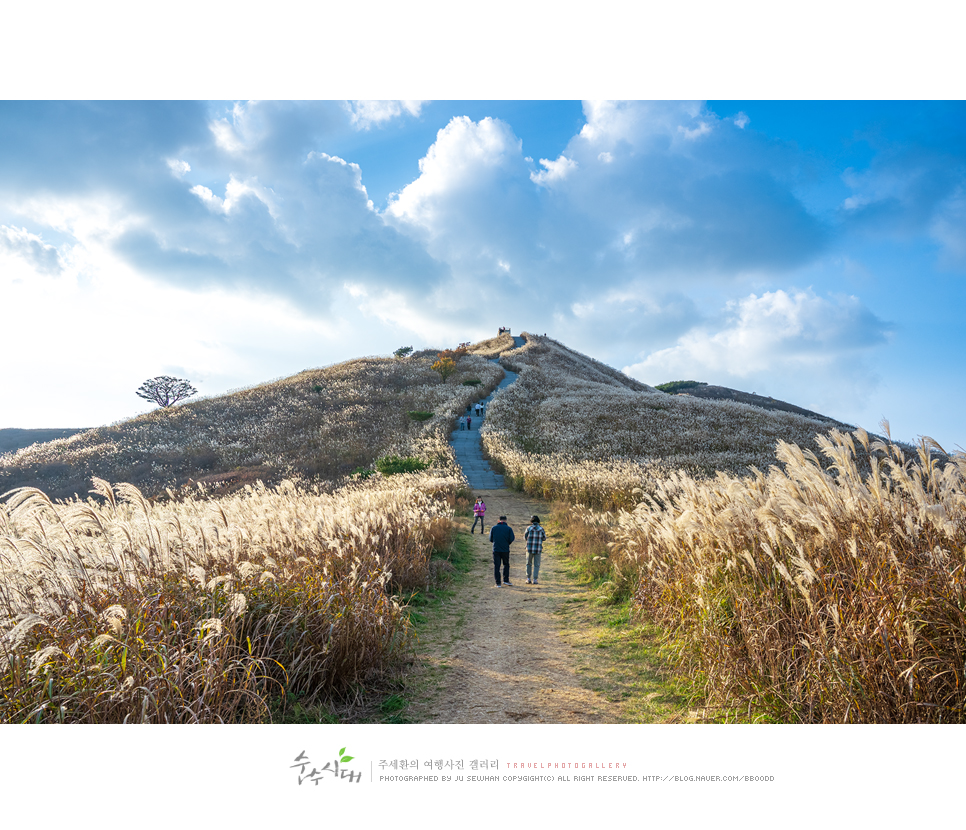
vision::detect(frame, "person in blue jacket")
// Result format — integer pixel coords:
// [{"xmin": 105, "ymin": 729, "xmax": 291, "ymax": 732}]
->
[{"xmin": 489, "ymin": 515, "xmax": 515, "ymax": 586}]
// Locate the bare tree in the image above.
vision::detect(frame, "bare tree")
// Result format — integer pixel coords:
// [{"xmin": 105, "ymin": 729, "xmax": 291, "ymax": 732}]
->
[{"xmin": 136, "ymin": 376, "xmax": 198, "ymax": 407}]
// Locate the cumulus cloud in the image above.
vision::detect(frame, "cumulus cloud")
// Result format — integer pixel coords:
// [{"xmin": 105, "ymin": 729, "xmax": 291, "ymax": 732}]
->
[
  {"xmin": 0, "ymin": 101, "xmax": 836, "ymax": 342},
  {"xmin": 166, "ymin": 158, "xmax": 191, "ymax": 177},
  {"xmin": 386, "ymin": 116, "xmax": 525, "ymax": 227},
  {"xmin": 372, "ymin": 102, "xmax": 837, "ymax": 343},
  {"xmin": 189, "ymin": 184, "xmax": 225, "ymax": 212},
  {"xmin": 344, "ymin": 100, "xmax": 425, "ymax": 130},
  {"xmin": 0, "ymin": 225, "xmax": 62, "ymax": 274},
  {"xmin": 530, "ymin": 154, "xmax": 577, "ymax": 186},
  {"xmin": 679, "ymin": 122, "xmax": 712, "ymax": 140},
  {"xmin": 384, "ymin": 116, "xmax": 537, "ymax": 291},
  {"xmin": 623, "ymin": 289, "xmax": 894, "ymax": 413}
]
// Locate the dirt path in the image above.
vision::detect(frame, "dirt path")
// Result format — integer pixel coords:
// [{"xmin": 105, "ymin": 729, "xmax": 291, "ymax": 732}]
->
[{"xmin": 405, "ymin": 489, "xmax": 627, "ymax": 724}]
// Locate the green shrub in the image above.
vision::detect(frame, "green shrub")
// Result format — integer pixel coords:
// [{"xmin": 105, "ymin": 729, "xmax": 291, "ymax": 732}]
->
[
  {"xmin": 375, "ymin": 455, "xmax": 429, "ymax": 475},
  {"xmin": 407, "ymin": 411, "xmax": 433, "ymax": 422},
  {"xmin": 655, "ymin": 380, "xmax": 707, "ymax": 394},
  {"xmin": 461, "ymin": 379, "xmax": 482, "ymax": 386}
]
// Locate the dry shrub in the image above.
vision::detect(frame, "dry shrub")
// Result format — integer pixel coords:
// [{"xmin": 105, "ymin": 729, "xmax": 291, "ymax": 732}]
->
[
  {"xmin": 610, "ymin": 429, "xmax": 966, "ymax": 723},
  {"xmin": 0, "ymin": 470, "xmax": 461, "ymax": 722}
]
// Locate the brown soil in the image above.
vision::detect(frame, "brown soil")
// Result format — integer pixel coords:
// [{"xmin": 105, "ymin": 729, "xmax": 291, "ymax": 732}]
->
[{"xmin": 405, "ymin": 489, "xmax": 627, "ymax": 724}]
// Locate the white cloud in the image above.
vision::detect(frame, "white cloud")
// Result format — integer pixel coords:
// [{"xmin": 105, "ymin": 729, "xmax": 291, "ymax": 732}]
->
[
  {"xmin": 530, "ymin": 154, "xmax": 577, "ymax": 187},
  {"xmin": 385, "ymin": 115, "xmax": 524, "ymax": 232},
  {"xmin": 0, "ymin": 225, "xmax": 63, "ymax": 274},
  {"xmin": 166, "ymin": 158, "xmax": 191, "ymax": 177},
  {"xmin": 345, "ymin": 100, "xmax": 425, "ymax": 130},
  {"xmin": 13, "ymin": 194, "xmax": 132, "ymax": 242},
  {"xmin": 190, "ymin": 184, "xmax": 225, "ymax": 212},
  {"xmin": 678, "ymin": 122, "xmax": 712, "ymax": 140},
  {"xmin": 598, "ymin": 151, "xmax": 613, "ymax": 163},
  {"xmin": 623, "ymin": 289, "xmax": 893, "ymax": 413},
  {"xmin": 190, "ymin": 176, "xmax": 278, "ymax": 218},
  {"xmin": 734, "ymin": 112, "xmax": 750, "ymax": 129},
  {"xmin": 578, "ymin": 100, "xmax": 704, "ymax": 147},
  {"xmin": 210, "ymin": 111, "xmax": 245, "ymax": 155},
  {"xmin": 307, "ymin": 152, "xmax": 373, "ymax": 208}
]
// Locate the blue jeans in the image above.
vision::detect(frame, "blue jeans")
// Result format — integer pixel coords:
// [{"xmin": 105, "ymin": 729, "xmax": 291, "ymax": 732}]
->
[
  {"xmin": 527, "ymin": 551, "xmax": 541, "ymax": 582},
  {"xmin": 493, "ymin": 550, "xmax": 510, "ymax": 585},
  {"xmin": 472, "ymin": 515, "xmax": 485, "ymax": 533}
]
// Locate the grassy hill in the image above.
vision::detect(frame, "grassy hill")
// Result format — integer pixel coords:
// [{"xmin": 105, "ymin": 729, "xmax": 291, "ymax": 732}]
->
[
  {"xmin": 0, "ymin": 349, "xmax": 504, "ymax": 501},
  {"xmin": 1, "ymin": 329, "xmax": 854, "ymax": 503},
  {"xmin": 3, "ymin": 330, "xmax": 963, "ymax": 725},
  {"xmin": 480, "ymin": 333, "xmax": 858, "ymax": 508}
]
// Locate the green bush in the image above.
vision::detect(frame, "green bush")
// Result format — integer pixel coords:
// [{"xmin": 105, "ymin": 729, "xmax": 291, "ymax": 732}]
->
[
  {"xmin": 375, "ymin": 455, "xmax": 429, "ymax": 476},
  {"xmin": 461, "ymin": 379, "xmax": 482, "ymax": 386},
  {"xmin": 655, "ymin": 380, "xmax": 707, "ymax": 394},
  {"xmin": 407, "ymin": 411, "xmax": 433, "ymax": 421}
]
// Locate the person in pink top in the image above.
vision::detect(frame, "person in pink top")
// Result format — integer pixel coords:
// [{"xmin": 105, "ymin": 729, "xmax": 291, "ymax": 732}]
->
[{"xmin": 471, "ymin": 497, "xmax": 486, "ymax": 534}]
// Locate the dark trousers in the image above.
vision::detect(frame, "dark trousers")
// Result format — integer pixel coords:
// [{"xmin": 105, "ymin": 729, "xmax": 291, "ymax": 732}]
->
[
  {"xmin": 493, "ymin": 550, "xmax": 510, "ymax": 585},
  {"xmin": 472, "ymin": 515, "xmax": 485, "ymax": 533}
]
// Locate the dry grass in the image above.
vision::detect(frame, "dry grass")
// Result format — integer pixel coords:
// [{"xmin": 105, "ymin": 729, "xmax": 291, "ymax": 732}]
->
[
  {"xmin": 482, "ymin": 333, "xmax": 851, "ymax": 509},
  {"xmin": 1, "ymin": 352, "xmax": 503, "ymax": 500},
  {"xmin": 0, "ymin": 470, "xmax": 462, "ymax": 723},
  {"xmin": 0, "ymin": 335, "xmax": 518, "ymax": 723},
  {"xmin": 482, "ymin": 334, "xmax": 966, "ymax": 721},
  {"xmin": 467, "ymin": 331, "xmax": 516, "ymax": 358},
  {"xmin": 605, "ymin": 429, "xmax": 966, "ymax": 722}
]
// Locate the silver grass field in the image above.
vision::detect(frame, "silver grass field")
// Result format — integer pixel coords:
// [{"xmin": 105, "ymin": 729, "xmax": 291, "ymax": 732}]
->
[{"xmin": 3, "ymin": 330, "xmax": 964, "ymax": 722}]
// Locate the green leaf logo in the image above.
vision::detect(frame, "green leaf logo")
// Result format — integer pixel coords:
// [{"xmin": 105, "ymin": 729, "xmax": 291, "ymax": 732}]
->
[{"xmin": 339, "ymin": 748, "xmax": 354, "ymax": 764}]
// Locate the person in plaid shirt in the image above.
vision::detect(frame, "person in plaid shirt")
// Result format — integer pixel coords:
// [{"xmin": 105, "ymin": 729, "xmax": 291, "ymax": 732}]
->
[{"xmin": 524, "ymin": 515, "xmax": 547, "ymax": 585}]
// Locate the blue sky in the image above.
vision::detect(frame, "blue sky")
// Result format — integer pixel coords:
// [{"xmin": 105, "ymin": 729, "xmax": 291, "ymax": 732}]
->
[{"xmin": 1, "ymin": 98, "xmax": 964, "ymax": 450}]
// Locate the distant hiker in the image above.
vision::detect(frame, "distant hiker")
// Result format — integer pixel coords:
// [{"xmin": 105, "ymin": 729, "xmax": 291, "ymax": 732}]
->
[
  {"xmin": 475, "ymin": 402, "xmax": 482, "ymax": 417},
  {"xmin": 459, "ymin": 416, "xmax": 467, "ymax": 431},
  {"xmin": 472, "ymin": 498, "xmax": 486, "ymax": 534},
  {"xmin": 525, "ymin": 515, "xmax": 547, "ymax": 585},
  {"xmin": 489, "ymin": 515, "xmax": 515, "ymax": 586},
  {"xmin": 467, "ymin": 415, "xmax": 472, "ymax": 430}
]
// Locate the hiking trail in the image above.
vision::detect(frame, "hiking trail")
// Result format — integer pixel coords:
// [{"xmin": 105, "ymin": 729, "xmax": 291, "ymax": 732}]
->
[{"xmin": 403, "ymin": 336, "xmax": 635, "ymax": 723}]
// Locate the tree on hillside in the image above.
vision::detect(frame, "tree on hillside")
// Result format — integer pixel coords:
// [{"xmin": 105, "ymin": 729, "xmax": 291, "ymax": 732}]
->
[
  {"xmin": 393, "ymin": 345, "xmax": 413, "ymax": 358},
  {"xmin": 431, "ymin": 356, "xmax": 457, "ymax": 381},
  {"xmin": 136, "ymin": 376, "xmax": 198, "ymax": 407}
]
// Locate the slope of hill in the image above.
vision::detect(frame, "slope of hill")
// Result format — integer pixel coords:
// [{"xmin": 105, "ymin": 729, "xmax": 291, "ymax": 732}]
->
[
  {"xmin": 0, "ymin": 428, "xmax": 90, "ymax": 455},
  {"xmin": 480, "ymin": 333, "xmax": 851, "ymax": 508},
  {"xmin": 669, "ymin": 384, "xmax": 847, "ymax": 424},
  {"xmin": 0, "ymin": 351, "xmax": 503, "ymax": 500}
]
